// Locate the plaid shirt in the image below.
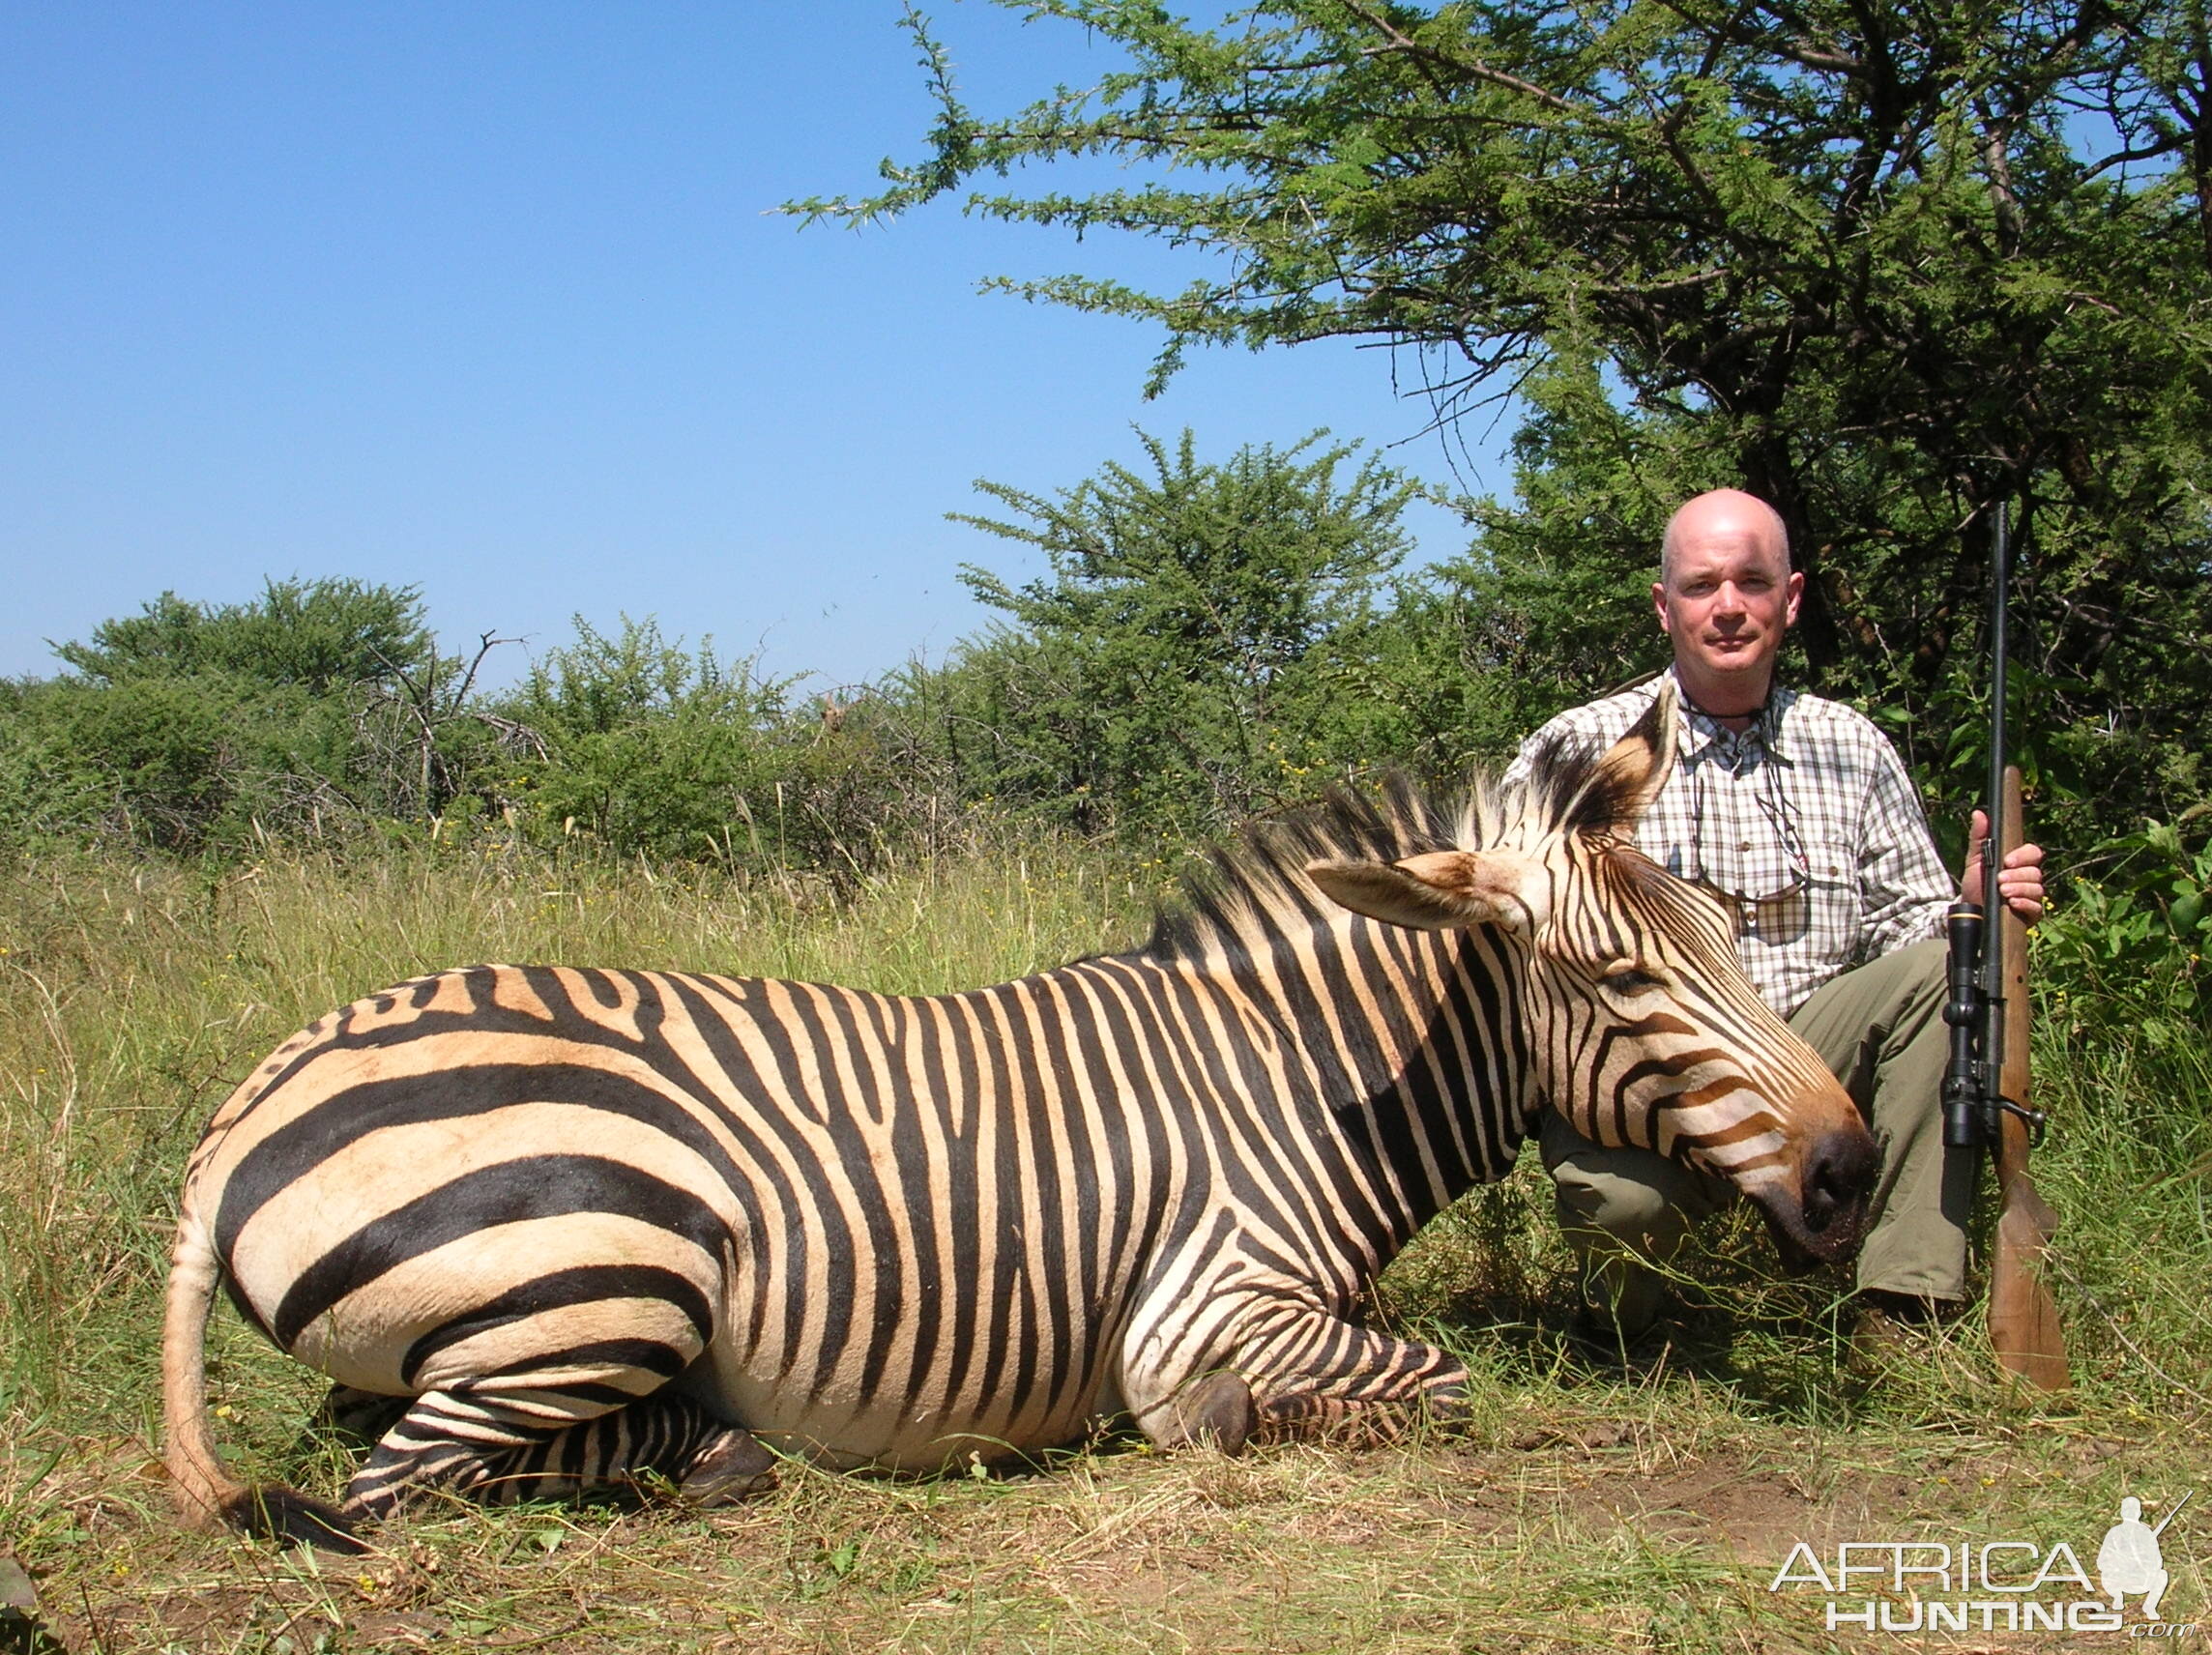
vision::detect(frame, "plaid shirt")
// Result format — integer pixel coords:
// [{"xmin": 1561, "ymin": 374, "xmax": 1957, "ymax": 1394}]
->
[{"xmin": 1505, "ymin": 670, "xmax": 1955, "ymax": 1018}]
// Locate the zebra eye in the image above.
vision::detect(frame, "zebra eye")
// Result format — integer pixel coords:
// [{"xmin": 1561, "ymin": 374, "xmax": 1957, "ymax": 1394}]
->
[{"xmin": 1601, "ymin": 967, "xmax": 1664, "ymax": 996}]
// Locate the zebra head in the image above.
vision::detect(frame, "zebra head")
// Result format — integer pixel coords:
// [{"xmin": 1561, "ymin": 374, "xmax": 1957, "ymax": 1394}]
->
[{"xmin": 1307, "ymin": 692, "xmax": 1877, "ymax": 1268}]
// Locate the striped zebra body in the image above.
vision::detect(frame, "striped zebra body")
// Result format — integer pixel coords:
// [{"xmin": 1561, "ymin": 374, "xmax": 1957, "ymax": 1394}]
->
[{"xmin": 164, "ymin": 694, "xmax": 1877, "ymax": 1549}]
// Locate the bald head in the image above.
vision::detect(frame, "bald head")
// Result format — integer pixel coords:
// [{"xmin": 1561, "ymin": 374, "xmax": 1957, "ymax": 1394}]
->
[
  {"xmin": 1650, "ymin": 488, "xmax": 1803, "ymax": 720},
  {"xmin": 1660, "ymin": 490, "xmax": 1790, "ymax": 587}
]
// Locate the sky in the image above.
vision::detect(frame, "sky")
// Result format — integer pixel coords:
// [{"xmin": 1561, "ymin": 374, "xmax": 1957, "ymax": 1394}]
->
[{"xmin": 0, "ymin": 3, "xmax": 1508, "ymax": 694}]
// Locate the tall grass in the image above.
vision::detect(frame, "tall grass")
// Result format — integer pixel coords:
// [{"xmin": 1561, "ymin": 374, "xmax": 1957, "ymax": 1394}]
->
[
  {"xmin": 6, "ymin": 829, "xmax": 2206, "ymax": 1449},
  {"xmin": 0, "ymin": 832, "xmax": 2204, "ymax": 1650}
]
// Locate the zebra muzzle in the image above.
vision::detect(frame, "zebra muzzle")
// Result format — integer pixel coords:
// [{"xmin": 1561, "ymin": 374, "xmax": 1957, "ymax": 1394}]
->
[{"xmin": 1759, "ymin": 1123, "xmax": 1878, "ymax": 1270}]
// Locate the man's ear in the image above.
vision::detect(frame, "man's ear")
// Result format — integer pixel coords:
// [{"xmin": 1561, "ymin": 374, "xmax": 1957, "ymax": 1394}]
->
[
  {"xmin": 1579, "ymin": 683, "xmax": 1677, "ymax": 836},
  {"xmin": 1308, "ymin": 850, "xmax": 1550, "ymax": 933}
]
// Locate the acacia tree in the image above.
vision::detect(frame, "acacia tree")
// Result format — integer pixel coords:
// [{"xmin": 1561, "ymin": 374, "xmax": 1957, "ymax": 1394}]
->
[
  {"xmin": 799, "ymin": 0, "xmax": 2212, "ymax": 828},
  {"xmin": 55, "ymin": 578, "xmax": 432, "ymax": 693},
  {"xmin": 942, "ymin": 427, "xmax": 1424, "ymax": 834}
]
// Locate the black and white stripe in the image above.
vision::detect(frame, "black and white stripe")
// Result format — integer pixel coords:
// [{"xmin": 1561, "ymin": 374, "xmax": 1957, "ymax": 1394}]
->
[{"xmin": 163, "ymin": 694, "xmax": 1876, "ymax": 1550}]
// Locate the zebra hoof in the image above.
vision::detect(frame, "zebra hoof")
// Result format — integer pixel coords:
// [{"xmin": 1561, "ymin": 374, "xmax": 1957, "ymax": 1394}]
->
[
  {"xmin": 679, "ymin": 1428, "xmax": 779, "ymax": 1506},
  {"xmin": 1173, "ymin": 1370, "xmax": 1255, "ymax": 1457}
]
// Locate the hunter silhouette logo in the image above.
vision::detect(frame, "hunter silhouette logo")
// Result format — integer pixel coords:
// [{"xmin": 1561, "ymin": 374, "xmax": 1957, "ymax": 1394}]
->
[
  {"xmin": 1766, "ymin": 1488, "xmax": 2196, "ymax": 1636},
  {"xmin": 2098, "ymin": 1491, "xmax": 2187, "ymax": 1621}
]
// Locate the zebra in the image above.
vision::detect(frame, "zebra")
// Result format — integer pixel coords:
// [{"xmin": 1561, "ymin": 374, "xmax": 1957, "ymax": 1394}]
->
[{"xmin": 163, "ymin": 693, "xmax": 1877, "ymax": 1552}]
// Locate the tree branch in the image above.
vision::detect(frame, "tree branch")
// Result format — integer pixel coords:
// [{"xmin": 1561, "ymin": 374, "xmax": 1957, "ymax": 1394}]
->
[{"xmin": 1338, "ymin": 0, "xmax": 1586, "ymax": 115}]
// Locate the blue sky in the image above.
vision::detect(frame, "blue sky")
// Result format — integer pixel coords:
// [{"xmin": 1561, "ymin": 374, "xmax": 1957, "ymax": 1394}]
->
[{"xmin": 1, "ymin": 3, "xmax": 1505, "ymax": 693}]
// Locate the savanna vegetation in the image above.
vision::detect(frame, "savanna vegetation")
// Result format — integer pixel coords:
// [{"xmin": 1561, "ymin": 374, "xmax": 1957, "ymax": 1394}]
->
[
  {"xmin": 0, "ymin": 486, "xmax": 2205, "ymax": 1649},
  {"xmin": 803, "ymin": 0, "xmax": 2212, "ymax": 859},
  {"xmin": 0, "ymin": 815, "xmax": 2204, "ymax": 1650},
  {"xmin": 5, "ymin": 0, "xmax": 2211, "ymax": 1645}
]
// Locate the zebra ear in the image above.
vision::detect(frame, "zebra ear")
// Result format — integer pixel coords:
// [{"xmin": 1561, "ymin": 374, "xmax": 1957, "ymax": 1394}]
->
[
  {"xmin": 1307, "ymin": 850, "xmax": 1550, "ymax": 933},
  {"xmin": 1581, "ymin": 682, "xmax": 1678, "ymax": 834}
]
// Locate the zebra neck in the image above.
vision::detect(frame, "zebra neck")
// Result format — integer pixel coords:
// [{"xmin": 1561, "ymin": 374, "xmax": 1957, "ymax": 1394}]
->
[{"xmin": 1165, "ymin": 919, "xmax": 1536, "ymax": 1245}]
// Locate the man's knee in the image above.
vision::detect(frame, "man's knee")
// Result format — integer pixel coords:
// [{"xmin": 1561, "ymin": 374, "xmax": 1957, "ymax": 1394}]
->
[
  {"xmin": 1788, "ymin": 936, "xmax": 1950, "ymax": 1104},
  {"xmin": 1552, "ymin": 1160, "xmax": 1686, "ymax": 1245},
  {"xmin": 1540, "ymin": 1114, "xmax": 1727, "ymax": 1251}
]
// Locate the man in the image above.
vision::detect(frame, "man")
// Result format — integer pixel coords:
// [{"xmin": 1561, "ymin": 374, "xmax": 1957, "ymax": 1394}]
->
[{"xmin": 1508, "ymin": 489, "xmax": 2045, "ymax": 1341}]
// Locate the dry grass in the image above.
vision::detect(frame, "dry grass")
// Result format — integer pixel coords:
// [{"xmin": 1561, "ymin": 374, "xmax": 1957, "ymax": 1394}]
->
[
  {"xmin": 0, "ymin": 835, "xmax": 2205, "ymax": 1652},
  {"xmin": 14, "ymin": 1399, "xmax": 2196, "ymax": 1653}
]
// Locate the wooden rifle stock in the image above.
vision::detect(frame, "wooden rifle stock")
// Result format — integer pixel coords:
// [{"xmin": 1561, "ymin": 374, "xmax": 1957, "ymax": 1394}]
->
[{"xmin": 1989, "ymin": 765, "xmax": 2069, "ymax": 1390}]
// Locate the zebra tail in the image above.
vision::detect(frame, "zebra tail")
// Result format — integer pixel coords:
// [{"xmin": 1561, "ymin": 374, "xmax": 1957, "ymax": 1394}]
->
[{"xmin": 162, "ymin": 1207, "xmax": 365, "ymax": 1554}]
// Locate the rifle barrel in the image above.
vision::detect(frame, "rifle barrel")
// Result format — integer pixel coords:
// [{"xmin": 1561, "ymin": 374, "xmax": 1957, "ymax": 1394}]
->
[
  {"xmin": 2151, "ymin": 1489, "xmax": 2194, "ymax": 1538},
  {"xmin": 1983, "ymin": 503, "xmax": 2011, "ymax": 989}
]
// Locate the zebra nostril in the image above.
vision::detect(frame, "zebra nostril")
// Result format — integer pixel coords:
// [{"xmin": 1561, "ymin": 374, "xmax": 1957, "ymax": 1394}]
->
[{"xmin": 1804, "ymin": 1128, "xmax": 1878, "ymax": 1233}]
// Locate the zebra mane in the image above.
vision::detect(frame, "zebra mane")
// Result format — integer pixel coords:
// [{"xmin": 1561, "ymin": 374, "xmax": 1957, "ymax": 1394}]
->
[{"xmin": 1144, "ymin": 737, "xmax": 1626, "ymax": 965}]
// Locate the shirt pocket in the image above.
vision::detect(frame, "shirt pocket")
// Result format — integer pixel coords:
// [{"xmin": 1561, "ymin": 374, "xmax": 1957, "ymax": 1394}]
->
[{"xmin": 1738, "ymin": 848, "xmax": 1856, "ymax": 953}]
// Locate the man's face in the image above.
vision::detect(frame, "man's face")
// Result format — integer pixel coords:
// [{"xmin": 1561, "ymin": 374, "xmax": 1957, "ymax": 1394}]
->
[{"xmin": 1652, "ymin": 508, "xmax": 1803, "ymax": 707}]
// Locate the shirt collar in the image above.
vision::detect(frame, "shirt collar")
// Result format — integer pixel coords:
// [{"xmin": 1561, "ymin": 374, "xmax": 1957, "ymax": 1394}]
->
[{"xmin": 1667, "ymin": 668, "xmax": 1796, "ymax": 763}]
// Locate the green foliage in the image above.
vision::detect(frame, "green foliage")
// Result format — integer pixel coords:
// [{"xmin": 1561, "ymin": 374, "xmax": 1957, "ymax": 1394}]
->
[
  {"xmin": 2025, "ymin": 821, "xmax": 2212, "ymax": 1424},
  {"xmin": 0, "ymin": 590, "xmax": 983, "ymax": 878},
  {"xmin": 0, "ymin": 673, "xmax": 283, "ymax": 852},
  {"xmin": 2039, "ymin": 811, "xmax": 2212, "ymax": 1054},
  {"xmin": 55, "ymin": 577, "xmax": 431, "ymax": 693},
  {"xmin": 805, "ymin": 0, "xmax": 2212, "ymax": 844},
  {"xmin": 941, "ymin": 427, "xmax": 1430, "ymax": 835},
  {"xmin": 0, "ymin": 579, "xmax": 508, "ymax": 855},
  {"xmin": 498, "ymin": 617, "xmax": 793, "ymax": 862}
]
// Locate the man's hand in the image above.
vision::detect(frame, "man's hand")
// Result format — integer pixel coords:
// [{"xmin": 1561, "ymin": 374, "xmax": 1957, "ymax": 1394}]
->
[{"xmin": 1964, "ymin": 809, "xmax": 2046, "ymax": 923}]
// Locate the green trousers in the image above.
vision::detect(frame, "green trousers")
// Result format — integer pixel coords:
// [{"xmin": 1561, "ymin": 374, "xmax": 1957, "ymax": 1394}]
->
[{"xmin": 1541, "ymin": 938, "xmax": 1976, "ymax": 1332}]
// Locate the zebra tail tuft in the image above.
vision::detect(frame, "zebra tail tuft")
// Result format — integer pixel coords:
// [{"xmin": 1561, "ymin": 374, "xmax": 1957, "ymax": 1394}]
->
[
  {"xmin": 163, "ymin": 1204, "xmax": 364, "ymax": 1553},
  {"xmin": 221, "ymin": 1487, "xmax": 367, "ymax": 1555}
]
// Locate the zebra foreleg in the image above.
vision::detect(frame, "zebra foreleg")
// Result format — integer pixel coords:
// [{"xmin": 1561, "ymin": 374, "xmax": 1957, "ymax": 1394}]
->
[
  {"xmin": 1128, "ymin": 1312, "xmax": 1470, "ymax": 1455},
  {"xmin": 1254, "ymin": 1380, "xmax": 1469, "ymax": 1445},
  {"xmin": 341, "ymin": 1389, "xmax": 774, "ymax": 1523},
  {"xmin": 1244, "ymin": 1321, "xmax": 1470, "ymax": 1446},
  {"xmin": 469, "ymin": 1393, "xmax": 777, "ymax": 1509}
]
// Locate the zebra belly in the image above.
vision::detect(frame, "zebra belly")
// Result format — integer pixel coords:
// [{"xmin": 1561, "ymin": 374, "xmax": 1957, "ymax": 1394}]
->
[{"xmin": 688, "ymin": 1346, "xmax": 1121, "ymax": 1472}]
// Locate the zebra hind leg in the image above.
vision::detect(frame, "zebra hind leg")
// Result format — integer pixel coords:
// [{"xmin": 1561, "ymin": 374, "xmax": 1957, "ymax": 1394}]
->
[
  {"xmin": 284, "ymin": 1384, "xmax": 410, "ymax": 1509},
  {"xmin": 341, "ymin": 1389, "xmax": 775, "ymax": 1524}
]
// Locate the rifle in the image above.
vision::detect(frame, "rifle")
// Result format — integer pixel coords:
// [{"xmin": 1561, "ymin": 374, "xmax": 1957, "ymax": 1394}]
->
[
  {"xmin": 2152, "ymin": 1489, "xmax": 2194, "ymax": 1540},
  {"xmin": 1940, "ymin": 502, "xmax": 2071, "ymax": 1390}
]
